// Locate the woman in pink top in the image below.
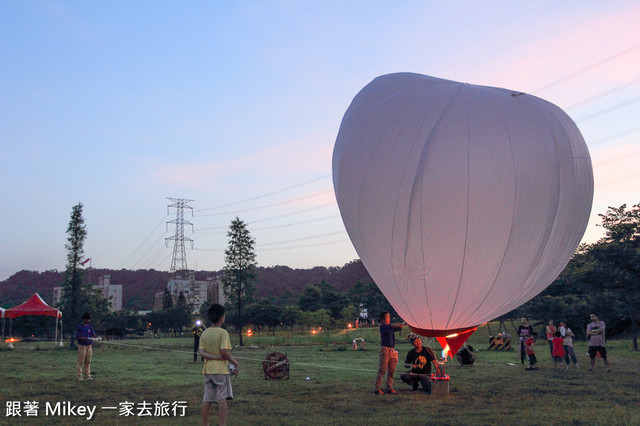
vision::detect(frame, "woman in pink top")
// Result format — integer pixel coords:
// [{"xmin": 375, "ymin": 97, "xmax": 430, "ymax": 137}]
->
[{"xmin": 546, "ymin": 320, "xmax": 556, "ymax": 357}]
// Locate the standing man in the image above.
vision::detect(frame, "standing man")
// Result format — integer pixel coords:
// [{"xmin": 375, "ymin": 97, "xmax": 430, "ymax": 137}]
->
[
  {"xmin": 587, "ymin": 313, "xmax": 611, "ymax": 372},
  {"xmin": 401, "ymin": 333, "xmax": 437, "ymax": 393},
  {"xmin": 76, "ymin": 312, "xmax": 97, "ymax": 381},
  {"xmin": 199, "ymin": 304, "xmax": 239, "ymax": 426},
  {"xmin": 192, "ymin": 320, "xmax": 206, "ymax": 363},
  {"xmin": 373, "ymin": 311, "xmax": 404, "ymax": 395},
  {"xmin": 517, "ymin": 317, "xmax": 533, "ymax": 365}
]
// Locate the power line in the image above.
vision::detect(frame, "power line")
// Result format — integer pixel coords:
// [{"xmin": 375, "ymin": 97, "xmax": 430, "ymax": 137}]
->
[
  {"xmin": 564, "ymin": 78, "xmax": 640, "ymax": 111},
  {"xmin": 196, "ymin": 174, "xmax": 331, "ymax": 212},
  {"xmin": 533, "ymin": 42, "xmax": 640, "ymax": 94},
  {"xmin": 593, "ymin": 150, "xmax": 640, "ymax": 168},
  {"xmin": 258, "ymin": 230, "xmax": 346, "ymax": 247},
  {"xmin": 260, "ymin": 238, "xmax": 352, "ymax": 252},
  {"xmin": 195, "ymin": 214, "xmax": 340, "ymax": 234},
  {"xmin": 195, "ymin": 203, "xmax": 336, "ymax": 232},
  {"xmin": 193, "ymin": 230, "xmax": 347, "ymax": 252},
  {"xmin": 118, "ymin": 215, "xmax": 169, "ymax": 269},
  {"xmin": 598, "ymin": 171, "xmax": 640, "ymax": 187},
  {"xmin": 195, "ymin": 190, "xmax": 334, "ymax": 217},
  {"xmin": 587, "ymin": 126, "xmax": 640, "ymax": 149},
  {"xmin": 575, "ymin": 96, "xmax": 640, "ymax": 123}
]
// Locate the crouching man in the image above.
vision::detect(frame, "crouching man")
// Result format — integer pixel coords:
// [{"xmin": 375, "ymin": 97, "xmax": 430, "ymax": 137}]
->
[{"xmin": 400, "ymin": 333, "xmax": 437, "ymax": 393}]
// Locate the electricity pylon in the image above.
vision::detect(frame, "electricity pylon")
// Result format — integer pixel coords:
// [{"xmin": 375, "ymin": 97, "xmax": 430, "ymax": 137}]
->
[{"xmin": 165, "ymin": 198, "xmax": 194, "ymax": 274}]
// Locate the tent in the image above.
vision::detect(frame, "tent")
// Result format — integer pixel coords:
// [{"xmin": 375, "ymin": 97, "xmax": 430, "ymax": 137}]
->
[
  {"xmin": 4, "ymin": 293, "xmax": 63, "ymax": 346},
  {"xmin": 0, "ymin": 307, "xmax": 5, "ymax": 342}
]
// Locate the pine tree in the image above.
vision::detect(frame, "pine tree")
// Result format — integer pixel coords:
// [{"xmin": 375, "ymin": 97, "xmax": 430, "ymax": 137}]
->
[
  {"xmin": 162, "ymin": 288, "xmax": 174, "ymax": 310},
  {"xmin": 59, "ymin": 203, "xmax": 110, "ymax": 346},
  {"xmin": 223, "ymin": 217, "xmax": 257, "ymax": 346},
  {"xmin": 63, "ymin": 203, "xmax": 87, "ymax": 344}
]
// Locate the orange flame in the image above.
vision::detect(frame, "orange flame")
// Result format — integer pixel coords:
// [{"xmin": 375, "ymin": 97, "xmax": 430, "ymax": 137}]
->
[
  {"xmin": 441, "ymin": 342, "xmax": 452, "ymax": 358},
  {"xmin": 5, "ymin": 337, "xmax": 21, "ymax": 343}
]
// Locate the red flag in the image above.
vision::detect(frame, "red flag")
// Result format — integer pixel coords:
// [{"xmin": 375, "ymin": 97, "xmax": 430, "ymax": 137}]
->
[{"xmin": 81, "ymin": 258, "xmax": 91, "ymax": 266}]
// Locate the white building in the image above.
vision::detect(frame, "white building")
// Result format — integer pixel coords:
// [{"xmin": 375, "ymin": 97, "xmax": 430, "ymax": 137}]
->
[
  {"xmin": 53, "ymin": 274, "xmax": 123, "ymax": 311},
  {"xmin": 154, "ymin": 271, "xmax": 224, "ymax": 312}
]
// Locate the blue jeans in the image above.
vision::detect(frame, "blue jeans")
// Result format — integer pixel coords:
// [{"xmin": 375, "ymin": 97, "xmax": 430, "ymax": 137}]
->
[{"xmin": 563, "ymin": 345, "xmax": 578, "ymax": 364}]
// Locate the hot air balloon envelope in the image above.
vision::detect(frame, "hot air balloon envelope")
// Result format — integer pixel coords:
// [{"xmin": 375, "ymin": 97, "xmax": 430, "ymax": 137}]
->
[{"xmin": 332, "ymin": 73, "xmax": 593, "ymax": 335}]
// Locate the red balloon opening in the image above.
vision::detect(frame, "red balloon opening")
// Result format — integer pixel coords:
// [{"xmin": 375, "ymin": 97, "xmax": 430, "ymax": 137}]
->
[{"xmin": 409, "ymin": 325, "xmax": 477, "ymax": 359}]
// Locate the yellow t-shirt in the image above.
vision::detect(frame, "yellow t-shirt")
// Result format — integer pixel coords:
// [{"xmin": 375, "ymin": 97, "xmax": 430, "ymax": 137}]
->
[{"xmin": 199, "ymin": 327, "xmax": 231, "ymax": 375}]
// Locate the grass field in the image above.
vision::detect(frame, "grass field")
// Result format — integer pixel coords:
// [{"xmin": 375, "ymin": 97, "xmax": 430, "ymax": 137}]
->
[{"xmin": 1, "ymin": 325, "xmax": 639, "ymax": 425}]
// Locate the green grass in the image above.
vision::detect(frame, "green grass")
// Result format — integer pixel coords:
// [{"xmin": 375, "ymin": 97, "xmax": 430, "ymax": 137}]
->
[{"xmin": 1, "ymin": 327, "xmax": 639, "ymax": 425}]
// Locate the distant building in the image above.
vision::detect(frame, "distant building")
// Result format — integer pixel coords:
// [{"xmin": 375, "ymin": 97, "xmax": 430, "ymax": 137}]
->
[
  {"xmin": 154, "ymin": 271, "xmax": 224, "ymax": 312},
  {"xmin": 52, "ymin": 274, "xmax": 123, "ymax": 311},
  {"xmin": 96, "ymin": 275, "xmax": 122, "ymax": 311}
]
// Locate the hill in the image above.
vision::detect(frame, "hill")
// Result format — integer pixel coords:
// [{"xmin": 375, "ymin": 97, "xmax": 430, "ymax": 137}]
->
[{"xmin": 0, "ymin": 261, "xmax": 373, "ymax": 310}]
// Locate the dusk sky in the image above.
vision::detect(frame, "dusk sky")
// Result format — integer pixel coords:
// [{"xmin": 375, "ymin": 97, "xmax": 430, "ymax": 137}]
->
[{"xmin": 1, "ymin": 1, "xmax": 639, "ymax": 281}]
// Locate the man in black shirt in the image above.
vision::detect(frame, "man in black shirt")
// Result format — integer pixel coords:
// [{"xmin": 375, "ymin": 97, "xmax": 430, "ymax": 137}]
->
[
  {"xmin": 192, "ymin": 320, "xmax": 206, "ymax": 362},
  {"xmin": 400, "ymin": 333, "xmax": 437, "ymax": 393}
]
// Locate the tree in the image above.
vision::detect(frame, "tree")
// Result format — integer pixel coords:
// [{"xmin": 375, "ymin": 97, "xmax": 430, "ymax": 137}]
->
[
  {"xmin": 511, "ymin": 203, "xmax": 640, "ymax": 349},
  {"xmin": 167, "ymin": 291, "xmax": 193, "ymax": 336},
  {"xmin": 63, "ymin": 203, "xmax": 87, "ymax": 340},
  {"xmin": 589, "ymin": 203, "xmax": 640, "ymax": 350},
  {"xmin": 347, "ymin": 281, "xmax": 396, "ymax": 320},
  {"xmin": 279, "ymin": 305, "xmax": 304, "ymax": 331},
  {"xmin": 341, "ymin": 305, "xmax": 360, "ymax": 326},
  {"xmin": 162, "ymin": 288, "xmax": 173, "ymax": 309},
  {"xmin": 58, "ymin": 203, "xmax": 110, "ymax": 346},
  {"xmin": 298, "ymin": 285, "xmax": 323, "ymax": 312},
  {"xmin": 245, "ymin": 299, "xmax": 283, "ymax": 335},
  {"xmin": 223, "ymin": 217, "xmax": 257, "ymax": 346}
]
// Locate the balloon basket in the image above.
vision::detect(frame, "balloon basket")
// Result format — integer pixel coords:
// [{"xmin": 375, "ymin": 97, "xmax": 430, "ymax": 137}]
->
[{"xmin": 430, "ymin": 374, "xmax": 449, "ymax": 396}]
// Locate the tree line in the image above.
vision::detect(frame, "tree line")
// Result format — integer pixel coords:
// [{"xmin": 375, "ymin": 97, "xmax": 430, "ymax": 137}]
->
[
  {"xmin": 506, "ymin": 202, "xmax": 639, "ymax": 350},
  {"xmin": 11, "ymin": 202, "xmax": 637, "ymax": 351}
]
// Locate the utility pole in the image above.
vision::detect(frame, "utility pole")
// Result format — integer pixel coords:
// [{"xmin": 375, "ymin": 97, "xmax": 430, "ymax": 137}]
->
[{"xmin": 165, "ymin": 198, "xmax": 194, "ymax": 274}]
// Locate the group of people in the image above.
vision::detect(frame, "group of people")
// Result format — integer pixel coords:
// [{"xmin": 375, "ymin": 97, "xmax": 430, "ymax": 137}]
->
[
  {"xmin": 373, "ymin": 311, "xmax": 474, "ymax": 396},
  {"xmin": 517, "ymin": 314, "xmax": 611, "ymax": 372}
]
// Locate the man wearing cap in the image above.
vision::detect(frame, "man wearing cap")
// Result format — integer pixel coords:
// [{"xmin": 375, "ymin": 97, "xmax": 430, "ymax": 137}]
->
[
  {"xmin": 373, "ymin": 312, "xmax": 404, "ymax": 395},
  {"xmin": 401, "ymin": 333, "xmax": 437, "ymax": 393}
]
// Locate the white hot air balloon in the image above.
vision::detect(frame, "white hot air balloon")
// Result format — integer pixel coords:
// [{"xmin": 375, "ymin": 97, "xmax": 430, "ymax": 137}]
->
[{"xmin": 332, "ymin": 73, "xmax": 593, "ymax": 351}]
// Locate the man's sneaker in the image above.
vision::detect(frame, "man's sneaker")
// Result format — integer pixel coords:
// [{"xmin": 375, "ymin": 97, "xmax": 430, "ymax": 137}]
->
[
  {"xmin": 78, "ymin": 377, "xmax": 84, "ymax": 381},
  {"xmin": 86, "ymin": 376, "xmax": 93, "ymax": 380},
  {"xmin": 373, "ymin": 389, "xmax": 384, "ymax": 395},
  {"xmin": 387, "ymin": 389, "xmax": 398, "ymax": 395}
]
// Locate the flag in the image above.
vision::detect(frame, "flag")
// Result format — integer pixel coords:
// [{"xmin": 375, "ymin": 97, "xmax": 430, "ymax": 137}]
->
[{"xmin": 81, "ymin": 258, "xmax": 91, "ymax": 266}]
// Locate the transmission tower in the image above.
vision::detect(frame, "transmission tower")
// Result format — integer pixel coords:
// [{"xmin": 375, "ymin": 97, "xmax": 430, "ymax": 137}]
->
[{"xmin": 165, "ymin": 198, "xmax": 194, "ymax": 274}]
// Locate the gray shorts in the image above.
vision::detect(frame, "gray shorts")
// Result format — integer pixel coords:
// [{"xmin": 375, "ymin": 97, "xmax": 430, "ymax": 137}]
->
[{"xmin": 203, "ymin": 374, "xmax": 233, "ymax": 402}]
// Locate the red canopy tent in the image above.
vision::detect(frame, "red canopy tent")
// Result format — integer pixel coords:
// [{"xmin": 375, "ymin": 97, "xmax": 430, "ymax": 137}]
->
[
  {"xmin": 5, "ymin": 293, "xmax": 62, "ymax": 319},
  {"xmin": 4, "ymin": 293, "xmax": 63, "ymax": 346}
]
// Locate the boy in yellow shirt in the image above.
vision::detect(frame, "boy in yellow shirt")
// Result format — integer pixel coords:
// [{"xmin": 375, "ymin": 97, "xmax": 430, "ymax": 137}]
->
[{"xmin": 199, "ymin": 304, "xmax": 239, "ymax": 426}]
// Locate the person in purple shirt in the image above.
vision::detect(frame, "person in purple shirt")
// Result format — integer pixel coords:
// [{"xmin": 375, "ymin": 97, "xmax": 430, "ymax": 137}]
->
[
  {"xmin": 373, "ymin": 311, "xmax": 405, "ymax": 395},
  {"xmin": 76, "ymin": 312, "xmax": 98, "ymax": 380}
]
